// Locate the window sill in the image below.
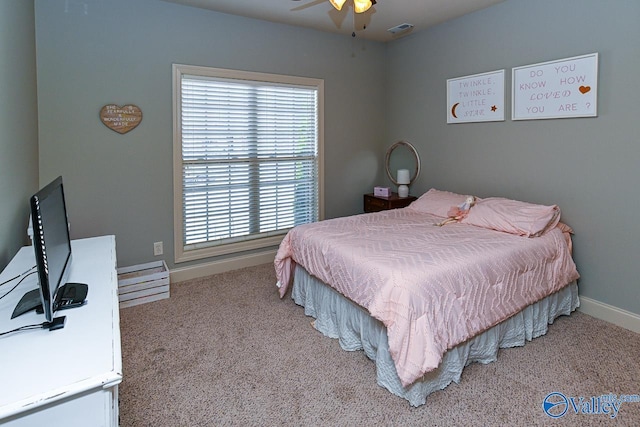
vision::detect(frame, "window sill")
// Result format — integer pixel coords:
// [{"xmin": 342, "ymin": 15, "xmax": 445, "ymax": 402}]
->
[{"xmin": 174, "ymin": 234, "xmax": 286, "ymax": 264}]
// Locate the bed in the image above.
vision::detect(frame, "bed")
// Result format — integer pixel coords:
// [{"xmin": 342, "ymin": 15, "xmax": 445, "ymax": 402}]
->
[{"xmin": 274, "ymin": 189, "xmax": 580, "ymax": 406}]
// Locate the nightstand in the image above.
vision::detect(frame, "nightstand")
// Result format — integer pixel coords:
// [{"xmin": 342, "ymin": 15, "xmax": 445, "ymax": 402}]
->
[{"xmin": 364, "ymin": 192, "xmax": 417, "ymax": 213}]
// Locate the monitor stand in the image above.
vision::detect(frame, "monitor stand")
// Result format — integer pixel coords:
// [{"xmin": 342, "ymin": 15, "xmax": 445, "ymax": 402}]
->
[
  {"xmin": 11, "ymin": 288, "xmax": 42, "ymax": 319},
  {"xmin": 10, "ymin": 282, "xmax": 88, "ymax": 319}
]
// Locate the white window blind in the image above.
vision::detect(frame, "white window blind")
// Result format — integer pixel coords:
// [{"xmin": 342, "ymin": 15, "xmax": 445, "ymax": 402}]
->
[{"xmin": 173, "ymin": 65, "xmax": 323, "ymax": 261}]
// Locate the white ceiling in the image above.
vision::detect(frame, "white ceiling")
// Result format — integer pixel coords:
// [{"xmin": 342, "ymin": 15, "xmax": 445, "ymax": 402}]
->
[{"xmin": 160, "ymin": 0, "xmax": 505, "ymax": 43}]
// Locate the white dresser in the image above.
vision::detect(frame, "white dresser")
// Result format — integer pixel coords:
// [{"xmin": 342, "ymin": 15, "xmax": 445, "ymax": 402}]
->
[{"xmin": 0, "ymin": 236, "xmax": 122, "ymax": 427}]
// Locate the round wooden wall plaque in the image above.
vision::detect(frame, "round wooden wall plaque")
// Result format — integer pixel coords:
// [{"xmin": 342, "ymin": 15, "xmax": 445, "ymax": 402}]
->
[{"xmin": 100, "ymin": 104, "xmax": 142, "ymax": 134}]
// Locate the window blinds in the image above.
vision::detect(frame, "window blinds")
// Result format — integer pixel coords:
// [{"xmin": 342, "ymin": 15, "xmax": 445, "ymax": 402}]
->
[{"xmin": 180, "ymin": 75, "xmax": 319, "ymax": 250}]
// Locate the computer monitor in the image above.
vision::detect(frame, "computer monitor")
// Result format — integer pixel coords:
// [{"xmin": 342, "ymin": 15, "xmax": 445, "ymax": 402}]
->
[
  {"xmin": 31, "ymin": 176, "xmax": 73, "ymax": 323},
  {"xmin": 11, "ymin": 176, "xmax": 87, "ymax": 328}
]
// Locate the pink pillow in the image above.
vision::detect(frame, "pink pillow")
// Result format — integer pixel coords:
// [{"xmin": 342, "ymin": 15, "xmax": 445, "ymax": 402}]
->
[
  {"xmin": 462, "ymin": 197, "xmax": 561, "ymax": 237},
  {"xmin": 408, "ymin": 188, "xmax": 472, "ymax": 218}
]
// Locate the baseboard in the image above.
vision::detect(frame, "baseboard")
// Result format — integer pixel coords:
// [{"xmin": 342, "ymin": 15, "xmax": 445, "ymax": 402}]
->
[
  {"xmin": 169, "ymin": 249, "xmax": 277, "ymax": 284},
  {"xmin": 578, "ymin": 296, "xmax": 640, "ymax": 334}
]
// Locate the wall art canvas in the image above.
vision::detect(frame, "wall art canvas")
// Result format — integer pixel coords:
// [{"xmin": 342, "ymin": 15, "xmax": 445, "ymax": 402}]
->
[
  {"xmin": 512, "ymin": 53, "xmax": 598, "ymax": 120},
  {"xmin": 447, "ymin": 69, "xmax": 505, "ymax": 124}
]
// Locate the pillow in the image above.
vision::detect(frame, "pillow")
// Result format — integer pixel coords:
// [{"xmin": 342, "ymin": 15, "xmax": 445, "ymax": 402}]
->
[
  {"xmin": 556, "ymin": 222, "xmax": 574, "ymax": 253},
  {"xmin": 462, "ymin": 197, "xmax": 561, "ymax": 237},
  {"xmin": 408, "ymin": 188, "xmax": 472, "ymax": 218}
]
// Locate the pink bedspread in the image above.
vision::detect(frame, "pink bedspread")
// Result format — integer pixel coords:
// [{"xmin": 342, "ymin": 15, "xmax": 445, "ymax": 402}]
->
[{"xmin": 274, "ymin": 208, "xmax": 579, "ymax": 387}]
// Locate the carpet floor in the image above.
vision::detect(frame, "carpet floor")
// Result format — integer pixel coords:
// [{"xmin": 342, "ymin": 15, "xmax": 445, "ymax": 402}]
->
[{"xmin": 119, "ymin": 263, "xmax": 640, "ymax": 426}]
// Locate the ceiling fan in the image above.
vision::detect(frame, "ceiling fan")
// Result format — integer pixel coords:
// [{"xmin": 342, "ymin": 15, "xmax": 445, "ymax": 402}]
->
[
  {"xmin": 291, "ymin": 0, "xmax": 378, "ymax": 36},
  {"xmin": 292, "ymin": 0, "xmax": 377, "ymax": 14},
  {"xmin": 329, "ymin": 0, "xmax": 377, "ymax": 14}
]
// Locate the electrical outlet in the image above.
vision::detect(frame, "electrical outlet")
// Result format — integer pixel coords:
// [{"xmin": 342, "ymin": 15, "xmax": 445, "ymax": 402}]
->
[{"xmin": 153, "ymin": 241, "xmax": 163, "ymax": 256}]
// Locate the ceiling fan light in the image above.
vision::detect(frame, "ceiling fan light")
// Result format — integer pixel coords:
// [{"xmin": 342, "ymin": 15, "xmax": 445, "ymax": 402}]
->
[
  {"xmin": 353, "ymin": 0, "xmax": 372, "ymax": 13},
  {"xmin": 329, "ymin": 0, "xmax": 347, "ymax": 11}
]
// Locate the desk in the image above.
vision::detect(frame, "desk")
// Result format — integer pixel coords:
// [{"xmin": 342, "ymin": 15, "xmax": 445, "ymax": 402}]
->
[{"xmin": 0, "ymin": 236, "xmax": 121, "ymax": 427}]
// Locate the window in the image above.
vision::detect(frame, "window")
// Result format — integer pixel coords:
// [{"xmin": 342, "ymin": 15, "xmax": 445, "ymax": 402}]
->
[{"xmin": 173, "ymin": 65, "xmax": 324, "ymax": 263}]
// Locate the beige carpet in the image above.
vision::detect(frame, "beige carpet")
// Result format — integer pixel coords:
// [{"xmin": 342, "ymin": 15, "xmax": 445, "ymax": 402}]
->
[{"xmin": 119, "ymin": 263, "xmax": 640, "ymax": 426}]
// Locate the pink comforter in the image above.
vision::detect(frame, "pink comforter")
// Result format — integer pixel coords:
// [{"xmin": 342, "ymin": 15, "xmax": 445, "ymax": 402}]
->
[{"xmin": 274, "ymin": 208, "xmax": 579, "ymax": 387}]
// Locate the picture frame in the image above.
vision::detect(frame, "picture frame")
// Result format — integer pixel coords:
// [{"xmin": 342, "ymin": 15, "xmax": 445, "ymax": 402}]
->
[
  {"xmin": 512, "ymin": 53, "xmax": 598, "ymax": 120},
  {"xmin": 447, "ymin": 69, "xmax": 505, "ymax": 124}
]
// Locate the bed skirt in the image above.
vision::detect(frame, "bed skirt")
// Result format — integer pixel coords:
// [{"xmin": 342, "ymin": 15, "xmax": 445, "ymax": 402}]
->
[{"xmin": 291, "ymin": 264, "xmax": 580, "ymax": 407}]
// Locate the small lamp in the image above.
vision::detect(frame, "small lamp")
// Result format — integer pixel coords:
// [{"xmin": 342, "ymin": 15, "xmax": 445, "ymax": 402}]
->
[{"xmin": 397, "ymin": 169, "xmax": 410, "ymax": 198}]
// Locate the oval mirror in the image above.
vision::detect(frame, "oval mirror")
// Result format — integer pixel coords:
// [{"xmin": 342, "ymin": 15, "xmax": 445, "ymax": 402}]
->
[{"xmin": 384, "ymin": 140, "xmax": 421, "ymax": 197}]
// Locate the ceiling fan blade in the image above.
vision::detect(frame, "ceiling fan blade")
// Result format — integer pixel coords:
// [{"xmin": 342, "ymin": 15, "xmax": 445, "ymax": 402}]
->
[
  {"xmin": 290, "ymin": 0, "xmax": 328, "ymax": 12},
  {"xmin": 327, "ymin": 6, "xmax": 348, "ymax": 29},
  {"xmin": 353, "ymin": 9, "xmax": 374, "ymax": 31}
]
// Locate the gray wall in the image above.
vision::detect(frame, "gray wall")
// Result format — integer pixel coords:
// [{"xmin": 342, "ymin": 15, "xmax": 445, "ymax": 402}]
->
[
  {"xmin": 0, "ymin": 2, "xmax": 39, "ymax": 271},
  {"xmin": 34, "ymin": 0, "xmax": 387, "ymax": 271},
  {"xmin": 386, "ymin": 0, "xmax": 640, "ymax": 315}
]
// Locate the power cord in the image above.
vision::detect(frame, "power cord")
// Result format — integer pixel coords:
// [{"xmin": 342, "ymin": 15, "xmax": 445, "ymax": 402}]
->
[
  {"xmin": 0, "ymin": 270, "xmax": 37, "ymax": 301},
  {"xmin": 0, "ymin": 323, "xmax": 46, "ymax": 336},
  {"xmin": 0, "ymin": 316, "xmax": 66, "ymax": 336},
  {"xmin": 0, "ymin": 266, "xmax": 36, "ymax": 287}
]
